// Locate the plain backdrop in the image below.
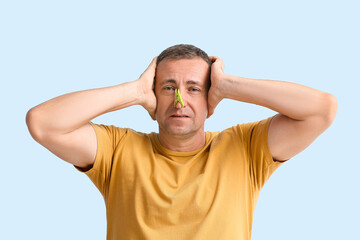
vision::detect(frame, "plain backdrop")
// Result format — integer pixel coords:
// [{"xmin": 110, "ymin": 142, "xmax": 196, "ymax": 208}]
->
[{"xmin": 1, "ymin": 0, "xmax": 359, "ymax": 239}]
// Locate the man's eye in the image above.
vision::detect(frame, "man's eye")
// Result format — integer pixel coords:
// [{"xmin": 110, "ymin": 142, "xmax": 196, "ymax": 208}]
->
[
  {"xmin": 164, "ymin": 86, "xmax": 175, "ymax": 91},
  {"xmin": 190, "ymin": 88, "xmax": 200, "ymax": 92}
]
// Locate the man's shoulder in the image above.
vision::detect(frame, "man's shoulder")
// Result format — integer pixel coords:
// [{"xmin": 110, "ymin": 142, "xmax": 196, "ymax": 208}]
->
[
  {"xmin": 90, "ymin": 121, "xmax": 156, "ymax": 141},
  {"xmin": 206, "ymin": 116, "xmax": 274, "ymax": 140}
]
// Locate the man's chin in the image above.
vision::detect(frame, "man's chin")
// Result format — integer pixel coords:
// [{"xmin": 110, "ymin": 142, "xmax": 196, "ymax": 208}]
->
[
  {"xmin": 168, "ymin": 127, "xmax": 192, "ymax": 136},
  {"xmin": 160, "ymin": 125, "xmax": 195, "ymax": 138}
]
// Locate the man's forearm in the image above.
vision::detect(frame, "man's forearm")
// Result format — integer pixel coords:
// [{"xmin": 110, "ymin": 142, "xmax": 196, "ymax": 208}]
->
[
  {"xmin": 220, "ymin": 74, "xmax": 337, "ymax": 121},
  {"xmin": 27, "ymin": 81, "xmax": 142, "ymax": 137}
]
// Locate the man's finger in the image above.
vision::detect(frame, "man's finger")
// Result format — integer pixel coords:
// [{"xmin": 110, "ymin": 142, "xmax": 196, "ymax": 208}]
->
[
  {"xmin": 147, "ymin": 57, "xmax": 158, "ymax": 70},
  {"xmin": 209, "ymin": 56, "xmax": 218, "ymax": 63},
  {"xmin": 151, "ymin": 56, "xmax": 158, "ymax": 66}
]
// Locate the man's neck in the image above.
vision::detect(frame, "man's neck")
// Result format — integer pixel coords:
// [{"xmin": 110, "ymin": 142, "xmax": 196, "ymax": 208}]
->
[{"xmin": 157, "ymin": 130, "xmax": 206, "ymax": 152}]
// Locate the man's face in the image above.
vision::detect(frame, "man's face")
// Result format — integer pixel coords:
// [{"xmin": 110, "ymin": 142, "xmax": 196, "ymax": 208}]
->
[{"xmin": 155, "ymin": 57, "xmax": 210, "ymax": 138}]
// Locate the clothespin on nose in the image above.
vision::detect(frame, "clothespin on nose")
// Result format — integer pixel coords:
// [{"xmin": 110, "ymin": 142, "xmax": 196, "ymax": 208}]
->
[{"xmin": 174, "ymin": 89, "xmax": 184, "ymax": 107}]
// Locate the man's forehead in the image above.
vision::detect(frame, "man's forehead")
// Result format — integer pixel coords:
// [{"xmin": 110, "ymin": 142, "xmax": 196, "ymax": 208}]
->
[
  {"xmin": 156, "ymin": 58, "xmax": 209, "ymax": 77},
  {"xmin": 157, "ymin": 57, "xmax": 209, "ymax": 70}
]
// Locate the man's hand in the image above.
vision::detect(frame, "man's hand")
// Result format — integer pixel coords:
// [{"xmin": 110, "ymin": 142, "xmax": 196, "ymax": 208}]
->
[
  {"xmin": 137, "ymin": 57, "xmax": 158, "ymax": 120},
  {"xmin": 207, "ymin": 56, "xmax": 226, "ymax": 118}
]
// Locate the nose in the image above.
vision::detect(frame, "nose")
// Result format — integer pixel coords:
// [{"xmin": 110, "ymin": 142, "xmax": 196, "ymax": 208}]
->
[{"xmin": 175, "ymin": 101, "xmax": 183, "ymax": 109}]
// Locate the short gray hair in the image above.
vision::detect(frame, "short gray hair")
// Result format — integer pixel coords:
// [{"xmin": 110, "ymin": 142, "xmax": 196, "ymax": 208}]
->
[{"xmin": 156, "ymin": 44, "xmax": 211, "ymax": 66}]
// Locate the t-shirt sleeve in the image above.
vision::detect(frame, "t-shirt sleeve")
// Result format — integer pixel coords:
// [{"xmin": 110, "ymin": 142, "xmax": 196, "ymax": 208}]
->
[
  {"xmin": 237, "ymin": 116, "xmax": 287, "ymax": 190},
  {"xmin": 74, "ymin": 121, "xmax": 127, "ymax": 197}
]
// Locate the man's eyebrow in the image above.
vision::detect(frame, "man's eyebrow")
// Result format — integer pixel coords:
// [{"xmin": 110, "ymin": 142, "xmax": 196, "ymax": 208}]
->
[
  {"xmin": 159, "ymin": 79, "xmax": 176, "ymax": 85},
  {"xmin": 186, "ymin": 80, "xmax": 203, "ymax": 86},
  {"xmin": 159, "ymin": 79, "xmax": 204, "ymax": 86}
]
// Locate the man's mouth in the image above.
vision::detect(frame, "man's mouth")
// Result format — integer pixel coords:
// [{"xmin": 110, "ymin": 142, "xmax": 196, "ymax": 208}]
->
[{"xmin": 170, "ymin": 114, "xmax": 189, "ymax": 118}]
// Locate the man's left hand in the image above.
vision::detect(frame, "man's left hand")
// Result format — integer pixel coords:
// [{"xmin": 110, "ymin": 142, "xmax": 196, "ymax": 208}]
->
[{"xmin": 207, "ymin": 56, "xmax": 226, "ymax": 118}]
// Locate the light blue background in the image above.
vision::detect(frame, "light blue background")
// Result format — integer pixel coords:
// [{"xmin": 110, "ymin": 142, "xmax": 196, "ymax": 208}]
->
[{"xmin": 1, "ymin": 0, "xmax": 358, "ymax": 239}]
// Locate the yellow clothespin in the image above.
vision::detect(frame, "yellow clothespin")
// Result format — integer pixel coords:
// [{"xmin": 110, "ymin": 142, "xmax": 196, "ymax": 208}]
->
[{"xmin": 174, "ymin": 89, "xmax": 184, "ymax": 107}]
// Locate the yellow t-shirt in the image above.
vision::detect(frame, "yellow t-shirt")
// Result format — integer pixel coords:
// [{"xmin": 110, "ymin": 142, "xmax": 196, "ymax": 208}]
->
[{"xmin": 75, "ymin": 116, "xmax": 285, "ymax": 240}]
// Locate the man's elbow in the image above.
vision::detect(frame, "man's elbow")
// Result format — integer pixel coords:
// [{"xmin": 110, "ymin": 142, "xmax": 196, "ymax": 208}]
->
[
  {"xmin": 26, "ymin": 108, "xmax": 45, "ymax": 142},
  {"xmin": 321, "ymin": 93, "xmax": 338, "ymax": 127}
]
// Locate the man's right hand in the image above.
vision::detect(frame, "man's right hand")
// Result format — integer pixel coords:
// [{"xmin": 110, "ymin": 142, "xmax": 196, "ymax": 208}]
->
[{"xmin": 136, "ymin": 57, "xmax": 157, "ymax": 120}]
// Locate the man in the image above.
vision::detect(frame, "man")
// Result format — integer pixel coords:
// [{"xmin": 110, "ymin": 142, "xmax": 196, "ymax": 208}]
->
[{"xmin": 26, "ymin": 44, "xmax": 337, "ymax": 239}]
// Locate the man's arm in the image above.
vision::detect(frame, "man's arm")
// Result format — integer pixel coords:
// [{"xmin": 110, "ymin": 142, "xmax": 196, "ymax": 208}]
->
[
  {"xmin": 208, "ymin": 57, "xmax": 338, "ymax": 161},
  {"xmin": 26, "ymin": 57, "xmax": 157, "ymax": 170}
]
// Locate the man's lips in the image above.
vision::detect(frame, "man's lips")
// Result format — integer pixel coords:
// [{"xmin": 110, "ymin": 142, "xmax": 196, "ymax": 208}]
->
[
  {"xmin": 167, "ymin": 109, "xmax": 191, "ymax": 118},
  {"xmin": 170, "ymin": 114, "xmax": 189, "ymax": 118}
]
